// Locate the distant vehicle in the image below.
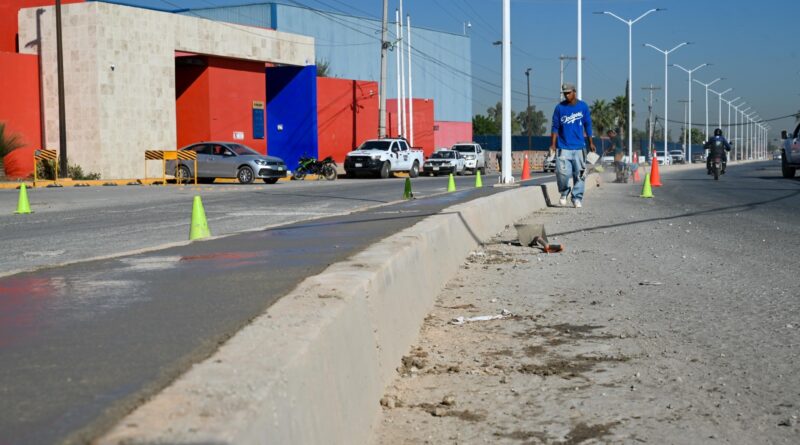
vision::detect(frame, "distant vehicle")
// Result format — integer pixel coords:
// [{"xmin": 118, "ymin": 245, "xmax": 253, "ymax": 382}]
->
[
  {"xmin": 344, "ymin": 138, "xmax": 424, "ymax": 178},
  {"xmin": 669, "ymin": 149, "xmax": 686, "ymax": 164},
  {"xmin": 168, "ymin": 142, "xmax": 287, "ymax": 184},
  {"xmin": 772, "ymin": 152, "xmax": 782, "ymax": 160},
  {"xmin": 423, "ymin": 150, "xmax": 465, "ymax": 176},
  {"xmin": 691, "ymin": 153, "xmax": 706, "ymax": 163},
  {"xmin": 543, "ymin": 153, "xmax": 556, "ymax": 172},
  {"xmin": 654, "ymin": 150, "xmax": 671, "ymax": 166},
  {"xmin": 780, "ymin": 124, "xmax": 800, "ymax": 178},
  {"xmin": 450, "ymin": 142, "xmax": 486, "ymax": 175}
]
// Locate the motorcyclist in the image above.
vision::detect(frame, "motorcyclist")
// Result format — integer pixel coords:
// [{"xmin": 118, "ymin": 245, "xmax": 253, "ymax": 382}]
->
[{"xmin": 704, "ymin": 128, "xmax": 732, "ymax": 174}]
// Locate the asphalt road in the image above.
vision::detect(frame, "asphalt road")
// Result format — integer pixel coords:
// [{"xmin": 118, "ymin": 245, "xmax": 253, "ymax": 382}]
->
[
  {"xmin": 0, "ymin": 172, "xmax": 555, "ymax": 445},
  {"xmin": 0, "ymin": 173, "xmax": 546, "ymax": 276}
]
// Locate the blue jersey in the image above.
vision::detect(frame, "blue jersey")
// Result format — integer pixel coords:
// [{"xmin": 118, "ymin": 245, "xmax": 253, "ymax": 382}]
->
[{"xmin": 551, "ymin": 100, "xmax": 593, "ymax": 150}]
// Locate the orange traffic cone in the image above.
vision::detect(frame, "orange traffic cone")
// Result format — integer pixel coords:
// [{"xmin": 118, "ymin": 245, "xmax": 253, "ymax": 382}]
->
[
  {"xmin": 521, "ymin": 154, "xmax": 531, "ymax": 180},
  {"xmin": 650, "ymin": 155, "xmax": 663, "ymax": 187}
]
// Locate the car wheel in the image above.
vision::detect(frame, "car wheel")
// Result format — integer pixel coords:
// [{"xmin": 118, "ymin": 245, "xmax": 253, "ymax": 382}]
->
[
  {"xmin": 781, "ymin": 152, "xmax": 796, "ymax": 178},
  {"xmin": 262, "ymin": 178, "xmax": 279, "ymax": 184},
  {"xmin": 237, "ymin": 166, "xmax": 254, "ymax": 184},
  {"xmin": 176, "ymin": 165, "xmax": 192, "ymax": 183},
  {"xmin": 379, "ymin": 161, "xmax": 391, "ymax": 179},
  {"xmin": 409, "ymin": 161, "xmax": 419, "ymax": 178}
]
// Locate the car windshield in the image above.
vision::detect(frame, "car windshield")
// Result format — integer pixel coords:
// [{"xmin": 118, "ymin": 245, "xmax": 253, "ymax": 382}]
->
[
  {"xmin": 451, "ymin": 145, "xmax": 474, "ymax": 153},
  {"xmin": 358, "ymin": 140, "xmax": 392, "ymax": 151},
  {"xmin": 227, "ymin": 144, "xmax": 260, "ymax": 156},
  {"xmin": 432, "ymin": 151, "xmax": 456, "ymax": 159}
]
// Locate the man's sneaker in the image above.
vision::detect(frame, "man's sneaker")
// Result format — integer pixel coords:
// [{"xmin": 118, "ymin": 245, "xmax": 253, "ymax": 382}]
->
[
  {"xmin": 574, "ymin": 200, "xmax": 582, "ymax": 208},
  {"xmin": 559, "ymin": 197, "xmax": 568, "ymax": 206}
]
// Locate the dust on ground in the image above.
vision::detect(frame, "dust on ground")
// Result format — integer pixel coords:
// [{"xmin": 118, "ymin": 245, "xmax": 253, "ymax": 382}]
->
[{"xmin": 372, "ymin": 177, "xmax": 800, "ymax": 444}]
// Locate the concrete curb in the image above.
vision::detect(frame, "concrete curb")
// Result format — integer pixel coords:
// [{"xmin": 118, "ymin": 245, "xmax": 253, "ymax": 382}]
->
[{"xmin": 97, "ymin": 176, "xmax": 595, "ymax": 445}]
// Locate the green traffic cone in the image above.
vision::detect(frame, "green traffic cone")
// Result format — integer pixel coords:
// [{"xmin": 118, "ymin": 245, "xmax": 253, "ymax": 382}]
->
[
  {"xmin": 640, "ymin": 173, "xmax": 654, "ymax": 198},
  {"xmin": 447, "ymin": 173, "xmax": 456, "ymax": 192},
  {"xmin": 403, "ymin": 177, "xmax": 413, "ymax": 199},
  {"xmin": 189, "ymin": 195, "xmax": 211, "ymax": 240},
  {"xmin": 475, "ymin": 170, "xmax": 483, "ymax": 188},
  {"xmin": 14, "ymin": 184, "xmax": 31, "ymax": 214}
]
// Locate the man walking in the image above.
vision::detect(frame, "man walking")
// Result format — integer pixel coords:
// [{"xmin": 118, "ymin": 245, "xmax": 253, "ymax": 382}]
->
[{"xmin": 549, "ymin": 83, "xmax": 596, "ymax": 208}]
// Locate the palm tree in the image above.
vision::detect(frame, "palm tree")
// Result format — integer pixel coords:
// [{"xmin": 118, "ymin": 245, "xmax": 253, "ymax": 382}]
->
[{"xmin": 589, "ymin": 99, "xmax": 614, "ymax": 135}]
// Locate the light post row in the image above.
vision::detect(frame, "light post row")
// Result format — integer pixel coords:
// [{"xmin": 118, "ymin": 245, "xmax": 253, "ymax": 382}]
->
[{"xmin": 596, "ymin": 8, "xmax": 662, "ymax": 162}]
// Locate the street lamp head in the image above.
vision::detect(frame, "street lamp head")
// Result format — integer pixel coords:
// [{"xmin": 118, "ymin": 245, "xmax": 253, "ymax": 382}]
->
[{"xmin": 525, "ymin": 68, "xmax": 532, "ymax": 75}]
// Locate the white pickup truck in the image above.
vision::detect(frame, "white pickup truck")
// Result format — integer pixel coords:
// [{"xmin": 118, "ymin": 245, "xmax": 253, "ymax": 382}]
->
[
  {"xmin": 450, "ymin": 142, "xmax": 486, "ymax": 175},
  {"xmin": 780, "ymin": 123, "xmax": 800, "ymax": 178},
  {"xmin": 344, "ymin": 138, "xmax": 424, "ymax": 178}
]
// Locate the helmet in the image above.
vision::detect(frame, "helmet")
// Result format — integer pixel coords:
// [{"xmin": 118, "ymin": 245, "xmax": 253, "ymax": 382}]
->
[{"xmin": 714, "ymin": 128, "xmax": 723, "ymax": 136}]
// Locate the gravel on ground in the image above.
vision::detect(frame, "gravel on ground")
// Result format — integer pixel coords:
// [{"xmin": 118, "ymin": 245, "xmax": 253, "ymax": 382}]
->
[{"xmin": 373, "ymin": 176, "xmax": 799, "ymax": 444}]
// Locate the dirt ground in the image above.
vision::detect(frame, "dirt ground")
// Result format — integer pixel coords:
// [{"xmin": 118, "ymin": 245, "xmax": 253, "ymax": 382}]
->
[{"xmin": 372, "ymin": 172, "xmax": 799, "ymax": 444}]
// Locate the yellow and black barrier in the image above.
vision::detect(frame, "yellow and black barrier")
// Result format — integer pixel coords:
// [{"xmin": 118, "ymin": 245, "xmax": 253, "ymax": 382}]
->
[
  {"xmin": 33, "ymin": 149, "xmax": 58, "ymax": 187},
  {"xmin": 144, "ymin": 150, "xmax": 197, "ymax": 185}
]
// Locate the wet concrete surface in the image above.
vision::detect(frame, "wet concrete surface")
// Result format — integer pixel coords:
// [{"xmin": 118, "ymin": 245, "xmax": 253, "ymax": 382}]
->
[{"xmin": 0, "ymin": 178, "xmax": 551, "ymax": 445}]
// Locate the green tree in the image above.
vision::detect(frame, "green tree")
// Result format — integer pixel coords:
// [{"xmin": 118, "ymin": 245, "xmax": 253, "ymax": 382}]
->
[
  {"xmin": 472, "ymin": 115, "xmax": 498, "ymax": 135},
  {"xmin": 589, "ymin": 99, "xmax": 614, "ymax": 135},
  {"xmin": 486, "ymin": 102, "xmax": 522, "ymax": 135},
  {"xmin": 316, "ymin": 59, "xmax": 331, "ymax": 77},
  {"xmin": 678, "ymin": 128, "xmax": 705, "ymax": 145},
  {"xmin": 516, "ymin": 105, "xmax": 547, "ymax": 136}
]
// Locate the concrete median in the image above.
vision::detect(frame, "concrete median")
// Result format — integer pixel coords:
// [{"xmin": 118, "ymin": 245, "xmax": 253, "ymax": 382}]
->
[{"xmin": 98, "ymin": 177, "xmax": 592, "ymax": 445}]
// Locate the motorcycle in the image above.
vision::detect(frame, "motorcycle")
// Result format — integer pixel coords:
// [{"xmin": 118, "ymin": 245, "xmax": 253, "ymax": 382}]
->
[
  {"xmin": 708, "ymin": 142, "xmax": 726, "ymax": 181},
  {"xmin": 293, "ymin": 155, "xmax": 337, "ymax": 181}
]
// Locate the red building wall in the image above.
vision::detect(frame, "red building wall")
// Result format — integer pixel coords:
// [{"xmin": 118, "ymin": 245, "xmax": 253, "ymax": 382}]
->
[
  {"xmin": 175, "ymin": 56, "xmax": 267, "ymax": 153},
  {"xmin": 0, "ymin": 0, "xmax": 84, "ymax": 53},
  {"xmin": 316, "ymin": 77, "xmax": 378, "ymax": 163},
  {"xmin": 386, "ymin": 98, "xmax": 435, "ymax": 158},
  {"xmin": 434, "ymin": 121, "xmax": 472, "ymax": 150},
  {"xmin": 0, "ymin": 52, "xmax": 41, "ymax": 178}
]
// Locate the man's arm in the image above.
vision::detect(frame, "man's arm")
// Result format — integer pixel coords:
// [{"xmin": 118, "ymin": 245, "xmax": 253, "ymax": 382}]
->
[
  {"xmin": 582, "ymin": 103, "xmax": 596, "ymax": 152},
  {"xmin": 549, "ymin": 107, "xmax": 560, "ymax": 152}
]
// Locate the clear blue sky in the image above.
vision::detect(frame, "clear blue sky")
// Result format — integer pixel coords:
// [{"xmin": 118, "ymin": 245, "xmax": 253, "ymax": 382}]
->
[{"xmin": 109, "ymin": 0, "xmax": 800, "ymax": 142}]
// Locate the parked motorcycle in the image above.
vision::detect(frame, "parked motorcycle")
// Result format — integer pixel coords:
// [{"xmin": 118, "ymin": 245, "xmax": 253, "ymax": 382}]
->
[{"xmin": 293, "ymin": 155, "xmax": 337, "ymax": 181}]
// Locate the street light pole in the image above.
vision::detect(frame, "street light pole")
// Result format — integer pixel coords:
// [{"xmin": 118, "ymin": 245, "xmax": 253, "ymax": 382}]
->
[
  {"xmin": 577, "ymin": 0, "xmax": 582, "ymax": 99},
  {"xmin": 672, "ymin": 63, "xmax": 708, "ymax": 163},
  {"xmin": 598, "ymin": 8, "xmax": 662, "ymax": 163},
  {"xmin": 708, "ymin": 87, "xmax": 731, "ymax": 131},
  {"xmin": 693, "ymin": 77, "xmax": 722, "ymax": 142},
  {"xmin": 500, "ymin": 0, "xmax": 513, "ymax": 184},
  {"xmin": 645, "ymin": 41, "xmax": 689, "ymax": 164},
  {"xmin": 725, "ymin": 97, "xmax": 741, "ymax": 161},
  {"xmin": 525, "ymin": 68, "xmax": 532, "ymax": 150}
]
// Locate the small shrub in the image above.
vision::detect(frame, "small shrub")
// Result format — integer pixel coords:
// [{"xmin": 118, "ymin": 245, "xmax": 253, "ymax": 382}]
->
[{"xmin": 35, "ymin": 159, "xmax": 101, "ymax": 180}]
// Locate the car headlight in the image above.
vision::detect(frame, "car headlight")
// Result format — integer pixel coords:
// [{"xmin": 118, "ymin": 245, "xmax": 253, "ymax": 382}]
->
[
  {"xmin": 465, "ymin": 155, "xmax": 475, "ymax": 160},
  {"xmin": 254, "ymin": 159, "xmax": 268, "ymax": 166},
  {"xmin": 371, "ymin": 154, "xmax": 382, "ymax": 160}
]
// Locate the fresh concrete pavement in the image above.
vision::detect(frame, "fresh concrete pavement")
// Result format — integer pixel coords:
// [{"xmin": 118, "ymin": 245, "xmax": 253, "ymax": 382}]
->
[{"xmin": 1, "ymin": 172, "xmax": 561, "ymax": 444}]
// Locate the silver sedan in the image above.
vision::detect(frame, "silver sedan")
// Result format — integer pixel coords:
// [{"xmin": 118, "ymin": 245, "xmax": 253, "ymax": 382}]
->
[{"xmin": 169, "ymin": 142, "xmax": 287, "ymax": 184}]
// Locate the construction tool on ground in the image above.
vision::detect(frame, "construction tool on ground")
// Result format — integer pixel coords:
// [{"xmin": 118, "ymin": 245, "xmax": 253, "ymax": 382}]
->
[{"xmin": 514, "ymin": 223, "xmax": 563, "ymax": 253}]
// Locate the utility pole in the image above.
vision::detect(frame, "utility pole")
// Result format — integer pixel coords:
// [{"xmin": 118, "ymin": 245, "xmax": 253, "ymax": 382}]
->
[
  {"xmin": 56, "ymin": 0, "xmax": 67, "ymax": 175},
  {"xmin": 378, "ymin": 0, "xmax": 388, "ymax": 138},
  {"xmin": 559, "ymin": 55, "xmax": 578, "ymax": 99},
  {"xmin": 525, "ymin": 68, "xmax": 532, "ymax": 150},
  {"xmin": 642, "ymin": 84, "xmax": 660, "ymax": 160}
]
